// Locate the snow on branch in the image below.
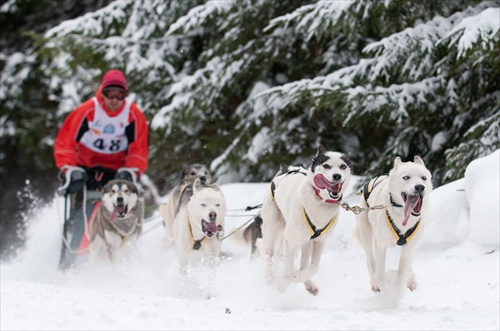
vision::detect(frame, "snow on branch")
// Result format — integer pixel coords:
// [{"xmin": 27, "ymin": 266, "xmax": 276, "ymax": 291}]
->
[
  {"xmin": 166, "ymin": 0, "xmax": 234, "ymax": 36},
  {"xmin": 45, "ymin": 0, "xmax": 132, "ymax": 38},
  {"xmin": 344, "ymin": 76, "xmax": 445, "ymax": 125},
  {"xmin": 440, "ymin": 7, "xmax": 500, "ymax": 58},
  {"xmin": 151, "ymin": 54, "xmax": 246, "ymax": 132},
  {"xmin": 265, "ymin": 1, "xmax": 353, "ymax": 41}
]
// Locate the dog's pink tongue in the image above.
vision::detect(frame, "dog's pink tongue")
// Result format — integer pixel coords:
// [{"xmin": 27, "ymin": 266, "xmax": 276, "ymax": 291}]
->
[
  {"xmin": 314, "ymin": 174, "xmax": 332, "ymax": 190},
  {"xmin": 202, "ymin": 220, "xmax": 221, "ymax": 233},
  {"xmin": 110, "ymin": 205, "xmax": 125, "ymax": 222},
  {"xmin": 403, "ymin": 195, "xmax": 419, "ymax": 226}
]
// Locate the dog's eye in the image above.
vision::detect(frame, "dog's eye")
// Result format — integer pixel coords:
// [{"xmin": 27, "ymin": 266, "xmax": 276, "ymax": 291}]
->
[
  {"xmin": 190, "ymin": 172, "xmax": 196, "ymax": 176},
  {"xmin": 216, "ymin": 203, "xmax": 220, "ymax": 207},
  {"xmin": 403, "ymin": 175, "xmax": 410, "ymax": 180},
  {"xmin": 422, "ymin": 176, "xmax": 427, "ymax": 181},
  {"xmin": 124, "ymin": 189, "xmax": 129, "ymax": 193},
  {"xmin": 111, "ymin": 189, "xmax": 116, "ymax": 193},
  {"xmin": 201, "ymin": 203, "xmax": 206, "ymax": 207},
  {"xmin": 323, "ymin": 164, "xmax": 331, "ymax": 169},
  {"xmin": 339, "ymin": 164, "xmax": 347, "ymax": 170}
]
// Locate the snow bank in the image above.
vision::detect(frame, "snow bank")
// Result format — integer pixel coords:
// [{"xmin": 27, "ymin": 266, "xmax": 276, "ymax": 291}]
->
[{"xmin": 465, "ymin": 149, "xmax": 499, "ymax": 246}]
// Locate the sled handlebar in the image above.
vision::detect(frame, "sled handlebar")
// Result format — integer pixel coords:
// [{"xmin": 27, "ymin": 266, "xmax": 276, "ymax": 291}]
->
[
  {"xmin": 57, "ymin": 166, "xmax": 141, "ymax": 196},
  {"xmin": 57, "ymin": 166, "xmax": 87, "ymax": 196},
  {"xmin": 116, "ymin": 167, "xmax": 140, "ymax": 188}
]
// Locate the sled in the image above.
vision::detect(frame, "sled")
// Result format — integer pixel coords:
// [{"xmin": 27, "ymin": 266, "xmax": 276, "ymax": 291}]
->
[
  {"xmin": 57, "ymin": 166, "xmax": 102, "ymax": 269},
  {"xmin": 57, "ymin": 166, "xmax": 141, "ymax": 269}
]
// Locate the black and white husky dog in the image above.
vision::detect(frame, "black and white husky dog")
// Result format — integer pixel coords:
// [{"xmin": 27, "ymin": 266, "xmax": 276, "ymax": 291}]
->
[{"xmin": 259, "ymin": 146, "xmax": 352, "ymax": 295}]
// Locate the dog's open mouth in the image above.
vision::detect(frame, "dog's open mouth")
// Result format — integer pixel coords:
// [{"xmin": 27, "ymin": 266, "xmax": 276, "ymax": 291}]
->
[
  {"xmin": 313, "ymin": 174, "xmax": 343, "ymax": 201},
  {"xmin": 110, "ymin": 204, "xmax": 128, "ymax": 222},
  {"xmin": 201, "ymin": 220, "xmax": 223, "ymax": 237},
  {"xmin": 401, "ymin": 192, "xmax": 423, "ymax": 226}
]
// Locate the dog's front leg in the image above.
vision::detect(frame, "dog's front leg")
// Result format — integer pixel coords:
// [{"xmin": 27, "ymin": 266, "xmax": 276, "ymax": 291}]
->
[
  {"xmin": 294, "ymin": 240, "xmax": 323, "ymax": 296},
  {"xmin": 265, "ymin": 253, "xmax": 274, "ymax": 284},
  {"xmin": 356, "ymin": 218, "xmax": 378, "ymax": 291},
  {"xmin": 177, "ymin": 250, "xmax": 189, "ymax": 276},
  {"xmin": 297, "ymin": 241, "xmax": 312, "ymax": 274},
  {"xmin": 372, "ymin": 239, "xmax": 387, "ymax": 292},
  {"xmin": 105, "ymin": 244, "xmax": 115, "ymax": 264},
  {"xmin": 88, "ymin": 235, "xmax": 105, "ymax": 265},
  {"xmin": 276, "ymin": 239, "xmax": 295, "ymax": 293},
  {"xmin": 293, "ymin": 240, "xmax": 322, "ymax": 282},
  {"xmin": 396, "ymin": 245, "xmax": 417, "ymax": 299},
  {"xmin": 206, "ymin": 247, "xmax": 220, "ymax": 299}
]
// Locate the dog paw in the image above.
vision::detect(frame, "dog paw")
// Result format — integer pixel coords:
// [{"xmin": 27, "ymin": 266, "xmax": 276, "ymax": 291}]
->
[
  {"xmin": 371, "ymin": 282, "xmax": 381, "ymax": 292},
  {"xmin": 407, "ymin": 272, "xmax": 417, "ymax": 291},
  {"xmin": 407, "ymin": 280, "xmax": 417, "ymax": 291},
  {"xmin": 304, "ymin": 280, "xmax": 319, "ymax": 296},
  {"xmin": 276, "ymin": 277, "xmax": 291, "ymax": 293},
  {"xmin": 293, "ymin": 265, "xmax": 318, "ymax": 283}
]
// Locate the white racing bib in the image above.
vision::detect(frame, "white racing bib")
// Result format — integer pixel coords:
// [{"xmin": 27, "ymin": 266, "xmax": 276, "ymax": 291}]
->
[{"xmin": 80, "ymin": 97, "xmax": 131, "ymax": 154}]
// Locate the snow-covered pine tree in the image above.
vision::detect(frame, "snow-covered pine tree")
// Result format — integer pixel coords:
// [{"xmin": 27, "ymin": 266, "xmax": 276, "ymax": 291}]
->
[
  {"xmin": 241, "ymin": 0, "xmax": 499, "ymax": 185},
  {"xmin": 1, "ymin": 0, "xmax": 499, "ymax": 204}
]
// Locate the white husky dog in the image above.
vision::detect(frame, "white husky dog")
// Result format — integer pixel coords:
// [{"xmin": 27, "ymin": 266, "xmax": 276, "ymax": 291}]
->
[
  {"xmin": 355, "ymin": 156, "xmax": 432, "ymax": 301},
  {"xmin": 172, "ymin": 178, "xmax": 226, "ymax": 298},
  {"xmin": 259, "ymin": 145, "xmax": 352, "ymax": 295}
]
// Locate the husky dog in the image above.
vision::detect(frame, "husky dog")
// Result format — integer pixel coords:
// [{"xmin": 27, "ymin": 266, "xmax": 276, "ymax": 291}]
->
[
  {"xmin": 355, "ymin": 156, "xmax": 432, "ymax": 301},
  {"xmin": 89, "ymin": 179, "xmax": 143, "ymax": 264},
  {"xmin": 259, "ymin": 146, "xmax": 352, "ymax": 295},
  {"xmin": 160, "ymin": 164, "xmax": 212, "ymax": 247},
  {"xmin": 172, "ymin": 178, "xmax": 226, "ymax": 298}
]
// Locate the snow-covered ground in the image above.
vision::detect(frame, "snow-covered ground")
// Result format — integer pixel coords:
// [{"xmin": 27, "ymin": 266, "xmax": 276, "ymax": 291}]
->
[{"xmin": 1, "ymin": 151, "xmax": 499, "ymax": 330}]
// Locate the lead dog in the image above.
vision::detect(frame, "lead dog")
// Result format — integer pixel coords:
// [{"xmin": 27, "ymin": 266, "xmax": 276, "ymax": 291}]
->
[
  {"xmin": 161, "ymin": 164, "xmax": 212, "ymax": 247},
  {"xmin": 172, "ymin": 178, "xmax": 226, "ymax": 298},
  {"xmin": 89, "ymin": 179, "xmax": 143, "ymax": 264},
  {"xmin": 259, "ymin": 145, "xmax": 352, "ymax": 295},
  {"xmin": 355, "ymin": 156, "xmax": 432, "ymax": 301}
]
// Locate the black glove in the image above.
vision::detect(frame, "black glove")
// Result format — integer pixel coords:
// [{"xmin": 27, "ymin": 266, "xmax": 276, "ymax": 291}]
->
[
  {"xmin": 115, "ymin": 168, "xmax": 137, "ymax": 185},
  {"xmin": 115, "ymin": 170, "xmax": 134, "ymax": 182},
  {"xmin": 67, "ymin": 168, "xmax": 87, "ymax": 193},
  {"xmin": 58, "ymin": 166, "xmax": 87, "ymax": 196}
]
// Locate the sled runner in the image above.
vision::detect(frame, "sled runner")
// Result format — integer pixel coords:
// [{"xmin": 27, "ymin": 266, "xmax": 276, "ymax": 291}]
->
[{"xmin": 57, "ymin": 165, "xmax": 139, "ymax": 269}]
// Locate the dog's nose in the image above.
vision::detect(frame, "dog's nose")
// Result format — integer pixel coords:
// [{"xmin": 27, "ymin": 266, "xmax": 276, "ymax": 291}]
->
[
  {"xmin": 209, "ymin": 211, "xmax": 216, "ymax": 221},
  {"xmin": 415, "ymin": 185, "xmax": 425, "ymax": 193},
  {"xmin": 200, "ymin": 176, "xmax": 207, "ymax": 185},
  {"xmin": 117, "ymin": 196, "xmax": 124, "ymax": 204},
  {"xmin": 332, "ymin": 174, "xmax": 342, "ymax": 182}
]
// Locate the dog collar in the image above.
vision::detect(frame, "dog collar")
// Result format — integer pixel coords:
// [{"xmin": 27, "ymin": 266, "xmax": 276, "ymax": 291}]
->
[
  {"xmin": 312, "ymin": 186, "xmax": 341, "ymax": 204},
  {"xmin": 389, "ymin": 193, "xmax": 403, "ymax": 208},
  {"xmin": 187, "ymin": 217, "xmax": 205, "ymax": 250},
  {"xmin": 302, "ymin": 207, "xmax": 337, "ymax": 240},
  {"xmin": 385, "ymin": 210, "xmax": 421, "ymax": 246}
]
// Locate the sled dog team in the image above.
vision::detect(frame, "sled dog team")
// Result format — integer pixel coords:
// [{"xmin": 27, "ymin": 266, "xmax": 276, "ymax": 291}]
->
[{"xmin": 89, "ymin": 146, "xmax": 432, "ymax": 301}]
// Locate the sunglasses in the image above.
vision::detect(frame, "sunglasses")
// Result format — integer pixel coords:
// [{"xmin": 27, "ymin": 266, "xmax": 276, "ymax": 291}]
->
[{"xmin": 102, "ymin": 89, "xmax": 125, "ymax": 101}]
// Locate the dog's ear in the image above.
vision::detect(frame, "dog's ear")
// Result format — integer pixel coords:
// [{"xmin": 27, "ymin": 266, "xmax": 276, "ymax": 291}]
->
[
  {"xmin": 127, "ymin": 182, "xmax": 139, "ymax": 194},
  {"xmin": 414, "ymin": 155, "xmax": 425, "ymax": 166},
  {"xmin": 180, "ymin": 166, "xmax": 188, "ymax": 180},
  {"xmin": 341, "ymin": 154, "xmax": 353, "ymax": 171},
  {"xmin": 279, "ymin": 163, "xmax": 289, "ymax": 174},
  {"xmin": 317, "ymin": 145, "xmax": 327, "ymax": 155},
  {"xmin": 393, "ymin": 156, "xmax": 402, "ymax": 168},
  {"xmin": 103, "ymin": 180, "xmax": 114, "ymax": 193},
  {"xmin": 193, "ymin": 178, "xmax": 202, "ymax": 190}
]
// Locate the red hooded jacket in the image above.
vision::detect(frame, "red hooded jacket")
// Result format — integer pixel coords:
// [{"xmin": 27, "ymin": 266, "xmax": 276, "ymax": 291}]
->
[{"xmin": 54, "ymin": 85, "xmax": 148, "ymax": 174}]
